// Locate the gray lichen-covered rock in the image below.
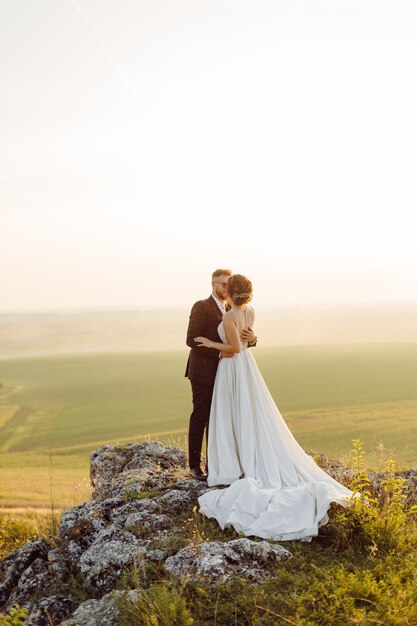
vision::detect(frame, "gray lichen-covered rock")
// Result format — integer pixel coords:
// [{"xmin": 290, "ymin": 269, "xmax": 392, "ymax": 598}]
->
[
  {"xmin": 90, "ymin": 441, "xmax": 187, "ymax": 501},
  {"xmin": 59, "ymin": 589, "xmax": 140, "ymax": 626},
  {"xmin": 124, "ymin": 510, "xmax": 173, "ymax": 536},
  {"xmin": 164, "ymin": 538, "xmax": 293, "ymax": 583},
  {"xmin": 26, "ymin": 595, "xmax": 73, "ymax": 626},
  {"xmin": 0, "ymin": 539, "xmax": 50, "ymax": 607},
  {"xmin": 0, "ymin": 539, "xmax": 69, "ymax": 614},
  {"xmin": 156, "ymin": 489, "xmax": 194, "ymax": 512},
  {"xmin": 9, "ymin": 557, "xmax": 52, "ymax": 604},
  {"xmin": 79, "ymin": 525, "xmax": 149, "ymax": 592}
]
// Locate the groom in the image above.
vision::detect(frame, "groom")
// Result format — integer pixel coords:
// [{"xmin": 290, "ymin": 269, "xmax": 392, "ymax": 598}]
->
[{"xmin": 185, "ymin": 269, "xmax": 257, "ymax": 480}]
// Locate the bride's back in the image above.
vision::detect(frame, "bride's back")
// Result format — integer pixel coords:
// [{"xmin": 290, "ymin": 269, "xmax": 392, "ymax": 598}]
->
[
  {"xmin": 234, "ymin": 305, "xmax": 254, "ymax": 329},
  {"xmin": 224, "ymin": 305, "xmax": 255, "ymax": 347}
]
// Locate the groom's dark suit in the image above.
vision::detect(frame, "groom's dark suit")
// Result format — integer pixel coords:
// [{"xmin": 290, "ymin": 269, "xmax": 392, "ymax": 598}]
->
[{"xmin": 185, "ymin": 295, "xmax": 224, "ymax": 469}]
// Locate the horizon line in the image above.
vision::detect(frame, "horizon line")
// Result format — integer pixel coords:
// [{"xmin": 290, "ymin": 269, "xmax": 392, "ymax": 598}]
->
[{"xmin": 1, "ymin": 299, "xmax": 417, "ymax": 315}]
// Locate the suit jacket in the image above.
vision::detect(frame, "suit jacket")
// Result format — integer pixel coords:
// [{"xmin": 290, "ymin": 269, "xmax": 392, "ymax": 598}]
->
[{"xmin": 185, "ymin": 295, "xmax": 224, "ymax": 387}]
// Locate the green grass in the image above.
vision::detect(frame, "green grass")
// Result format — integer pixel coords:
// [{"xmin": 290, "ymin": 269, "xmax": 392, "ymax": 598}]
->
[
  {"xmin": 0, "ymin": 344, "xmax": 416, "ymax": 509},
  {"xmin": 0, "ymin": 351, "xmax": 188, "ymax": 452}
]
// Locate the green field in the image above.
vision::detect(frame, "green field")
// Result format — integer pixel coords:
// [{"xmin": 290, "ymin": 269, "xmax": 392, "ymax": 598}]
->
[{"xmin": 0, "ymin": 344, "xmax": 416, "ymax": 511}]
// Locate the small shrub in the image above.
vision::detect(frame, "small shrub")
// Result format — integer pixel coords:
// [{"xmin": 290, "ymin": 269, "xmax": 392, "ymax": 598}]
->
[
  {"xmin": 152, "ymin": 533, "xmax": 189, "ymax": 557},
  {"xmin": 0, "ymin": 515, "xmax": 35, "ymax": 560},
  {"xmin": 117, "ymin": 580, "xmax": 194, "ymax": 626},
  {"xmin": 325, "ymin": 440, "xmax": 417, "ymax": 554},
  {"xmin": 124, "ymin": 489, "xmax": 161, "ymax": 502},
  {"xmin": 115, "ymin": 553, "xmax": 166, "ymax": 591},
  {"xmin": 0, "ymin": 604, "xmax": 29, "ymax": 626}
]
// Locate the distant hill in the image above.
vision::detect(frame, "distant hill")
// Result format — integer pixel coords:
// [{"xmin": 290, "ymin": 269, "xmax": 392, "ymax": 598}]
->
[{"xmin": 1, "ymin": 302, "xmax": 417, "ymax": 357}]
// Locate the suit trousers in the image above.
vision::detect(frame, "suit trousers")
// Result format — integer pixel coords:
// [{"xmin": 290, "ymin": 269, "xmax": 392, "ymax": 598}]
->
[{"xmin": 188, "ymin": 379, "xmax": 214, "ymax": 469}]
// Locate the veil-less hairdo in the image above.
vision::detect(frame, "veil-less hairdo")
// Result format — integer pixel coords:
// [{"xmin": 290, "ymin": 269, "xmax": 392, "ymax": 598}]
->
[
  {"xmin": 212, "ymin": 269, "xmax": 233, "ymax": 279},
  {"xmin": 227, "ymin": 274, "xmax": 253, "ymax": 304}
]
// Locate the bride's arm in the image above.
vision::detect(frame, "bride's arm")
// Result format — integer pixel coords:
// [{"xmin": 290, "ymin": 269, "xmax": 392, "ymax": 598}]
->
[{"xmin": 194, "ymin": 313, "xmax": 241, "ymax": 354}]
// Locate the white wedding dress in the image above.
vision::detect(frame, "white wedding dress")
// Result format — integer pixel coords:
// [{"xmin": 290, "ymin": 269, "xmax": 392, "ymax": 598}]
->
[{"xmin": 198, "ymin": 308, "xmax": 353, "ymax": 542}]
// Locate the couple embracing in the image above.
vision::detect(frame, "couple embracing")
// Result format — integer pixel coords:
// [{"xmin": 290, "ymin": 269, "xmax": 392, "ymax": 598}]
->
[{"xmin": 185, "ymin": 269, "xmax": 353, "ymax": 542}]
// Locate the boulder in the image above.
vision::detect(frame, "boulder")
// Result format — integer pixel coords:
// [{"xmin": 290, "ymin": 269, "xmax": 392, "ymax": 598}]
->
[
  {"xmin": 26, "ymin": 595, "xmax": 73, "ymax": 626},
  {"xmin": 59, "ymin": 589, "xmax": 140, "ymax": 626},
  {"xmin": 79, "ymin": 525, "xmax": 149, "ymax": 593},
  {"xmin": 164, "ymin": 538, "xmax": 293, "ymax": 583},
  {"xmin": 90, "ymin": 441, "xmax": 187, "ymax": 501}
]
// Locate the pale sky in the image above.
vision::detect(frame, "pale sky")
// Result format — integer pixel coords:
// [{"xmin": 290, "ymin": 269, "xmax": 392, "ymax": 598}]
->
[{"xmin": 1, "ymin": 0, "xmax": 416, "ymax": 311}]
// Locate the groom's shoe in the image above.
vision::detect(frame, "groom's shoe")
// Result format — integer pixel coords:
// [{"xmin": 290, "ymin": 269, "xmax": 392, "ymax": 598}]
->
[{"xmin": 189, "ymin": 467, "xmax": 207, "ymax": 481}]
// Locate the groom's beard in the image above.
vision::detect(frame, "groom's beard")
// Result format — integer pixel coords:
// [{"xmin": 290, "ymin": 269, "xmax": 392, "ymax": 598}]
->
[{"xmin": 214, "ymin": 287, "xmax": 227, "ymax": 302}]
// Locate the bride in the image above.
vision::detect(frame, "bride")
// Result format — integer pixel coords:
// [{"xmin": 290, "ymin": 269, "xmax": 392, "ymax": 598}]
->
[{"xmin": 194, "ymin": 274, "xmax": 354, "ymax": 542}]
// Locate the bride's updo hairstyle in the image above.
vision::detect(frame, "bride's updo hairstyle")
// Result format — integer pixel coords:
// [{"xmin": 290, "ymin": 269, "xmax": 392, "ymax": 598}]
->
[{"xmin": 227, "ymin": 274, "xmax": 253, "ymax": 305}]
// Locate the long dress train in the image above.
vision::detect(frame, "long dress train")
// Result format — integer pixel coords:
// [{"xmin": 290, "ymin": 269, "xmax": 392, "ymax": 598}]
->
[{"xmin": 198, "ymin": 312, "xmax": 353, "ymax": 542}]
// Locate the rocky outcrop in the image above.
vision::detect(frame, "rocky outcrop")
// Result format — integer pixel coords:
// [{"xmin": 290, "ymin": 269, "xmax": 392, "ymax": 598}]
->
[
  {"xmin": 0, "ymin": 442, "xmax": 292, "ymax": 625},
  {"xmin": 1, "ymin": 441, "xmax": 416, "ymax": 625}
]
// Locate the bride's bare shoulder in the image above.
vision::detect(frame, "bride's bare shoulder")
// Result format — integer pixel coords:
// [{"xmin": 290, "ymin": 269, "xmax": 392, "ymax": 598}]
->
[{"xmin": 223, "ymin": 310, "xmax": 238, "ymax": 324}]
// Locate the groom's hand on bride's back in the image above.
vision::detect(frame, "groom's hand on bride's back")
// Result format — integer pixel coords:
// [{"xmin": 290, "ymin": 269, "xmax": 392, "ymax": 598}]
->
[
  {"xmin": 241, "ymin": 326, "xmax": 257, "ymax": 344},
  {"xmin": 219, "ymin": 351, "xmax": 234, "ymax": 359}
]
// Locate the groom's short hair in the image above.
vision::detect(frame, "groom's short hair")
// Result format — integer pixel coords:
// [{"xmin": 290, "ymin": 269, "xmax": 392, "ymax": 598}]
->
[{"xmin": 212, "ymin": 269, "xmax": 233, "ymax": 280}]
